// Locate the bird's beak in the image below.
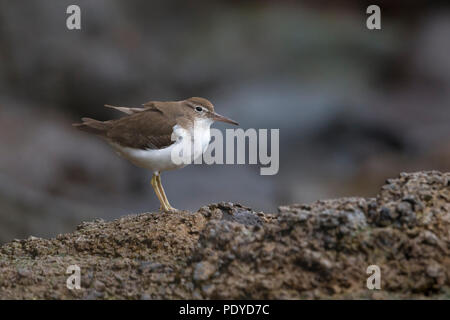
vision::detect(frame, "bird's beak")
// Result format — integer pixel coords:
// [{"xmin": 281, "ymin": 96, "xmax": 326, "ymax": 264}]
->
[{"xmin": 211, "ymin": 112, "xmax": 239, "ymax": 125}]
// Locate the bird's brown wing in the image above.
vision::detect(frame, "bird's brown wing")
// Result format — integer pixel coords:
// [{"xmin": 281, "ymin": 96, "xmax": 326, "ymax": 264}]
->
[
  {"xmin": 104, "ymin": 104, "xmax": 149, "ymax": 115},
  {"xmin": 104, "ymin": 104, "xmax": 179, "ymax": 150},
  {"xmin": 74, "ymin": 101, "xmax": 188, "ymax": 150}
]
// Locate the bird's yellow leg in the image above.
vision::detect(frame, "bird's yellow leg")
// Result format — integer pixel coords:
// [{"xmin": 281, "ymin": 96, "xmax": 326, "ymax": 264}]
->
[
  {"xmin": 151, "ymin": 174, "xmax": 170, "ymax": 212},
  {"xmin": 156, "ymin": 174, "xmax": 177, "ymax": 211}
]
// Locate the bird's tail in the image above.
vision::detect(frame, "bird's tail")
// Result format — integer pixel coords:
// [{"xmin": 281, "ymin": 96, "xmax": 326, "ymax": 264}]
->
[{"xmin": 72, "ymin": 117, "xmax": 109, "ymax": 135}]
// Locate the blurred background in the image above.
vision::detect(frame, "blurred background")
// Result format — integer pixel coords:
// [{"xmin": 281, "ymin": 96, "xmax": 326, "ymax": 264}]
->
[{"xmin": 0, "ymin": 0, "xmax": 449, "ymax": 243}]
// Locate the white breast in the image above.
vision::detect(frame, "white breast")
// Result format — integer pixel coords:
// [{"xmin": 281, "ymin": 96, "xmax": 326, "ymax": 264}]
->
[
  {"xmin": 109, "ymin": 119, "xmax": 213, "ymax": 173},
  {"xmin": 193, "ymin": 118, "xmax": 213, "ymax": 155}
]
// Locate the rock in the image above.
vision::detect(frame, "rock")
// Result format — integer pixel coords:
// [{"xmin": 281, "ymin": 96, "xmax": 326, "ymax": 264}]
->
[
  {"xmin": 421, "ymin": 230, "xmax": 439, "ymax": 246},
  {"xmin": 93, "ymin": 280, "xmax": 106, "ymax": 291},
  {"xmin": 0, "ymin": 171, "xmax": 448, "ymax": 299},
  {"xmin": 140, "ymin": 293, "xmax": 151, "ymax": 300},
  {"xmin": 426, "ymin": 264, "xmax": 442, "ymax": 279},
  {"xmin": 17, "ymin": 268, "xmax": 32, "ymax": 278},
  {"xmin": 193, "ymin": 261, "xmax": 216, "ymax": 282},
  {"xmin": 85, "ymin": 290, "xmax": 104, "ymax": 300}
]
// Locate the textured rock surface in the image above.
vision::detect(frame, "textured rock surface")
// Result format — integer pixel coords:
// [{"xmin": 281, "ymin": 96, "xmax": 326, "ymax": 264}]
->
[{"xmin": 0, "ymin": 171, "xmax": 449, "ymax": 299}]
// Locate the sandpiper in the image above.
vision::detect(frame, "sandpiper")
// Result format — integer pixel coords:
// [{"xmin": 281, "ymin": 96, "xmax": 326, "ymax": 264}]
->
[{"xmin": 73, "ymin": 97, "xmax": 238, "ymax": 212}]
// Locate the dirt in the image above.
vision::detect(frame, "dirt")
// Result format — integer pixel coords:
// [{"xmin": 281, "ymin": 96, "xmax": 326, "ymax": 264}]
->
[{"xmin": 0, "ymin": 171, "xmax": 449, "ymax": 299}]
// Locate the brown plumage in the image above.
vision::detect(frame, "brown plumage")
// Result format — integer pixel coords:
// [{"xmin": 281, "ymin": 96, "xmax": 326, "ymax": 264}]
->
[{"xmin": 73, "ymin": 97, "xmax": 217, "ymax": 150}]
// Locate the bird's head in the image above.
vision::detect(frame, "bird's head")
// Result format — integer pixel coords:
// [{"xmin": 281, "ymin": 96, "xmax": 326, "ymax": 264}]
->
[{"xmin": 184, "ymin": 97, "xmax": 239, "ymax": 126}]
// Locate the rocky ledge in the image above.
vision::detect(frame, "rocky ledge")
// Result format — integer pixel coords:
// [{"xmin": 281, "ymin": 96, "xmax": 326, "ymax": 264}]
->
[{"xmin": 0, "ymin": 171, "xmax": 449, "ymax": 299}]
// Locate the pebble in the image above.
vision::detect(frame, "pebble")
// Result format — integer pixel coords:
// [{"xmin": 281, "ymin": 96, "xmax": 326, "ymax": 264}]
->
[{"xmin": 193, "ymin": 261, "xmax": 216, "ymax": 281}]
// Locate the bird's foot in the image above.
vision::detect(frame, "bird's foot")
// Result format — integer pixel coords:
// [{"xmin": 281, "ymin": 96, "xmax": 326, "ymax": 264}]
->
[{"xmin": 159, "ymin": 206, "xmax": 179, "ymax": 213}]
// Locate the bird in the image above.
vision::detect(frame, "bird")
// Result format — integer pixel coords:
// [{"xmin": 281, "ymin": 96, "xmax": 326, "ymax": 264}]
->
[{"xmin": 73, "ymin": 97, "xmax": 238, "ymax": 212}]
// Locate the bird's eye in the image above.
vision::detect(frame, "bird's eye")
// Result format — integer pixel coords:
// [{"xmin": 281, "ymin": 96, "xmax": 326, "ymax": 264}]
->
[{"xmin": 195, "ymin": 106, "xmax": 203, "ymax": 112}]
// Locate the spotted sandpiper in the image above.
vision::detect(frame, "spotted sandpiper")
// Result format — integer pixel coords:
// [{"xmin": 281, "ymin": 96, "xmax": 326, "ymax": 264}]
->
[{"xmin": 73, "ymin": 97, "xmax": 238, "ymax": 212}]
